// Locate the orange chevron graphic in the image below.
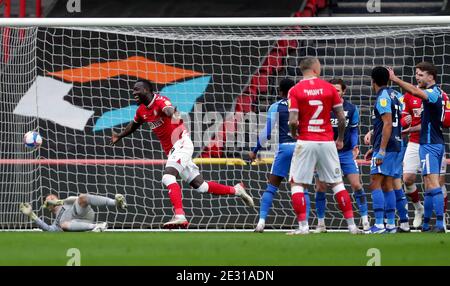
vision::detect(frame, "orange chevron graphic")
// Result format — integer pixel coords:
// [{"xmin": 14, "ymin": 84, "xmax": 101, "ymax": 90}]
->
[{"xmin": 48, "ymin": 56, "xmax": 203, "ymax": 84}]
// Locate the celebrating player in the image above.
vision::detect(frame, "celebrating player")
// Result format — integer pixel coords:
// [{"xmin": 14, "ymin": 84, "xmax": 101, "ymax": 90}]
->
[
  {"xmin": 389, "ymin": 62, "xmax": 446, "ymax": 232},
  {"xmin": 364, "ymin": 66, "xmax": 402, "ymax": 234},
  {"xmin": 287, "ymin": 57, "xmax": 361, "ymax": 235},
  {"xmin": 19, "ymin": 193, "xmax": 127, "ymax": 232},
  {"xmin": 314, "ymin": 78, "xmax": 370, "ymax": 233},
  {"xmin": 249, "ymin": 78, "xmax": 311, "ymax": 233},
  {"xmin": 110, "ymin": 80, "xmax": 254, "ymax": 229}
]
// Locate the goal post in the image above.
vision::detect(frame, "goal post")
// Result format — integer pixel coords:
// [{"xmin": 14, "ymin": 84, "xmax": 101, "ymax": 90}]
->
[{"xmin": 1, "ymin": 17, "xmax": 450, "ymax": 230}]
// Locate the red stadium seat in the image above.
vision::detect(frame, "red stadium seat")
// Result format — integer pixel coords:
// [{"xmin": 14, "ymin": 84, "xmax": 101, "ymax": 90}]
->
[{"xmin": 317, "ymin": 0, "xmax": 327, "ymax": 9}]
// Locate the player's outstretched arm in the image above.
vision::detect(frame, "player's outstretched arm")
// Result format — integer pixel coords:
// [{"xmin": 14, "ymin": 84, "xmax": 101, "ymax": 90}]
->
[
  {"xmin": 249, "ymin": 104, "xmax": 277, "ymax": 161},
  {"xmin": 388, "ymin": 68, "xmax": 428, "ymax": 100},
  {"xmin": 110, "ymin": 121, "xmax": 142, "ymax": 146},
  {"xmin": 19, "ymin": 203, "xmax": 60, "ymax": 231}
]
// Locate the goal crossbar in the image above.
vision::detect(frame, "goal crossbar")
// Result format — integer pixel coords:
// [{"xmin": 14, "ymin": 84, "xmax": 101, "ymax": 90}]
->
[{"xmin": 1, "ymin": 16, "xmax": 450, "ymax": 27}]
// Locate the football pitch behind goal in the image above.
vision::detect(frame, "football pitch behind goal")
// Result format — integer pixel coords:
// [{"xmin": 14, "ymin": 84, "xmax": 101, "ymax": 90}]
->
[{"xmin": 0, "ymin": 232, "xmax": 449, "ymax": 266}]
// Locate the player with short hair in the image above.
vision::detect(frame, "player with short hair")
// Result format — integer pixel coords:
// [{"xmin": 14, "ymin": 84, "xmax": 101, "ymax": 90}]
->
[
  {"xmin": 111, "ymin": 79, "xmax": 254, "ymax": 229},
  {"xmin": 401, "ymin": 91, "xmax": 448, "ymax": 229},
  {"xmin": 287, "ymin": 57, "xmax": 361, "ymax": 235},
  {"xmin": 19, "ymin": 193, "xmax": 127, "ymax": 232},
  {"xmin": 389, "ymin": 62, "xmax": 446, "ymax": 232},
  {"xmin": 364, "ymin": 66, "xmax": 402, "ymax": 234},
  {"xmin": 364, "ymin": 96, "xmax": 410, "ymax": 232},
  {"xmin": 249, "ymin": 78, "xmax": 311, "ymax": 233},
  {"xmin": 314, "ymin": 78, "xmax": 370, "ymax": 233}
]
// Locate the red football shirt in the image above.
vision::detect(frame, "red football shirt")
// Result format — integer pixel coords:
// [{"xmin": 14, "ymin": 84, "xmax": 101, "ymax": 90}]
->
[
  {"xmin": 288, "ymin": 77, "xmax": 342, "ymax": 141},
  {"xmin": 401, "ymin": 92, "xmax": 422, "ymax": 144},
  {"xmin": 134, "ymin": 94, "xmax": 186, "ymax": 155}
]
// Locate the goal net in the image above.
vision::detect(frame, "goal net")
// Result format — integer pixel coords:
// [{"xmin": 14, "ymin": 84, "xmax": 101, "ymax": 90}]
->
[{"xmin": 1, "ymin": 18, "xmax": 449, "ymax": 230}]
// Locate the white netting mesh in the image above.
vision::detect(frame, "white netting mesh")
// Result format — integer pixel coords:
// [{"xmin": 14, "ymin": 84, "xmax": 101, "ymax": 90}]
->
[{"xmin": 0, "ymin": 23, "xmax": 449, "ymax": 230}]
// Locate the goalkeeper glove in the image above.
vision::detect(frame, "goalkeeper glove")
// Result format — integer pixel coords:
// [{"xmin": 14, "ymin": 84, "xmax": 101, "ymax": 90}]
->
[
  {"xmin": 19, "ymin": 203, "xmax": 38, "ymax": 221},
  {"xmin": 43, "ymin": 199, "xmax": 64, "ymax": 210}
]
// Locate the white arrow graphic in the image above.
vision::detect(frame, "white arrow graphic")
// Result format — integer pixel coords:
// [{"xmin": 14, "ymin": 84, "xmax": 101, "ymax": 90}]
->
[{"xmin": 13, "ymin": 76, "xmax": 94, "ymax": 131}]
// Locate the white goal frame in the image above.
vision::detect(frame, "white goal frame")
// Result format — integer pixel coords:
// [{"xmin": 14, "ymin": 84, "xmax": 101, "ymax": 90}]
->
[{"xmin": 1, "ymin": 16, "xmax": 450, "ymax": 232}]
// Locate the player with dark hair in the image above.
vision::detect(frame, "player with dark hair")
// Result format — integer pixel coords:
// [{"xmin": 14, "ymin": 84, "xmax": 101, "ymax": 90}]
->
[
  {"xmin": 111, "ymin": 79, "xmax": 254, "ymax": 229},
  {"xmin": 365, "ymin": 66, "xmax": 402, "ymax": 234},
  {"xmin": 389, "ymin": 62, "xmax": 446, "ymax": 232},
  {"xmin": 314, "ymin": 78, "xmax": 370, "ymax": 233},
  {"xmin": 249, "ymin": 78, "xmax": 311, "ymax": 233}
]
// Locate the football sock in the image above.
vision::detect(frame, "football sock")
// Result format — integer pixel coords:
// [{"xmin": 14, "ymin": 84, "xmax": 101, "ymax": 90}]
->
[
  {"xmin": 259, "ymin": 184, "xmax": 278, "ymax": 220},
  {"xmin": 207, "ymin": 181, "xmax": 235, "ymax": 195},
  {"xmin": 431, "ymin": 187, "xmax": 444, "ymax": 229},
  {"xmin": 66, "ymin": 221, "xmax": 96, "ymax": 231},
  {"xmin": 423, "ymin": 191, "xmax": 433, "ymax": 230},
  {"xmin": 372, "ymin": 189, "xmax": 385, "ymax": 227},
  {"xmin": 394, "ymin": 189, "xmax": 409, "ymax": 223},
  {"xmin": 354, "ymin": 188, "xmax": 368, "ymax": 217},
  {"xmin": 167, "ymin": 183, "xmax": 185, "ymax": 215},
  {"xmin": 383, "ymin": 191, "xmax": 396, "ymax": 226},
  {"xmin": 315, "ymin": 191, "xmax": 326, "ymax": 219}
]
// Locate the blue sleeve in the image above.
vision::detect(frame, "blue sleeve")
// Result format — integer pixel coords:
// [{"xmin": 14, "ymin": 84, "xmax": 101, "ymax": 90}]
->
[
  {"xmin": 252, "ymin": 103, "xmax": 278, "ymax": 153},
  {"xmin": 350, "ymin": 127, "xmax": 359, "ymax": 148},
  {"xmin": 424, "ymin": 87, "xmax": 440, "ymax": 103},
  {"xmin": 35, "ymin": 217, "xmax": 61, "ymax": 232},
  {"xmin": 350, "ymin": 106, "xmax": 359, "ymax": 127},
  {"xmin": 395, "ymin": 92, "xmax": 404, "ymax": 111},
  {"xmin": 376, "ymin": 92, "xmax": 392, "ymax": 115}
]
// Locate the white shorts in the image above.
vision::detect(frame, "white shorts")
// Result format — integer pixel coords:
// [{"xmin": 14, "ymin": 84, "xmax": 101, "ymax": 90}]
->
[
  {"xmin": 403, "ymin": 142, "xmax": 447, "ymax": 174},
  {"xmin": 166, "ymin": 134, "xmax": 200, "ymax": 183},
  {"xmin": 289, "ymin": 140, "xmax": 342, "ymax": 184}
]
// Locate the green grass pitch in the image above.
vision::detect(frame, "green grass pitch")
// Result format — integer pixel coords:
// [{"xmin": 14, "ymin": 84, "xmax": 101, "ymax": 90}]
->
[{"xmin": 1, "ymin": 232, "xmax": 449, "ymax": 266}]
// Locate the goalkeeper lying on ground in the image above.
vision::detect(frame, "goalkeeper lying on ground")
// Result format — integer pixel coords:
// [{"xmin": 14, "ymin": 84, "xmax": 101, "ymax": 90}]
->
[{"xmin": 19, "ymin": 193, "xmax": 127, "ymax": 232}]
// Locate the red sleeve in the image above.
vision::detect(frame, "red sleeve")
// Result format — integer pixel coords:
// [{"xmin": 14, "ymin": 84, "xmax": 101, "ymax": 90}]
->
[
  {"xmin": 331, "ymin": 85, "xmax": 343, "ymax": 108},
  {"xmin": 287, "ymin": 88, "xmax": 298, "ymax": 112},
  {"xmin": 133, "ymin": 106, "xmax": 142, "ymax": 123},
  {"xmin": 160, "ymin": 97, "xmax": 174, "ymax": 111},
  {"xmin": 400, "ymin": 94, "xmax": 411, "ymax": 128},
  {"xmin": 443, "ymin": 91, "xmax": 449, "ymax": 102}
]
